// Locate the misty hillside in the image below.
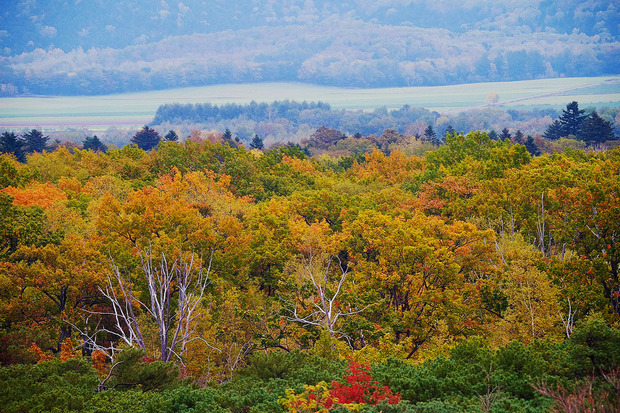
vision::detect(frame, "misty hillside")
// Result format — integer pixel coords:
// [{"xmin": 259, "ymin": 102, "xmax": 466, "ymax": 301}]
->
[{"xmin": 0, "ymin": 0, "xmax": 618, "ymax": 95}]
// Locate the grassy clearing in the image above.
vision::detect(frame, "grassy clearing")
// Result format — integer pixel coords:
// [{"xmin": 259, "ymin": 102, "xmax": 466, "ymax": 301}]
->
[{"xmin": 0, "ymin": 76, "xmax": 618, "ymax": 130}]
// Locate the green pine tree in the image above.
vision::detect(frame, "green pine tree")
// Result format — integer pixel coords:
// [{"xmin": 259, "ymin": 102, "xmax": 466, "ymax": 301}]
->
[
  {"xmin": 525, "ymin": 135, "xmax": 540, "ymax": 156},
  {"xmin": 445, "ymin": 125, "xmax": 456, "ymax": 138},
  {"xmin": 131, "ymin": 126, "xmax": 161, "ymax": 151},
  {"xmin": 543, "ymin": 119, "xmax": 563, "ymax": 141},
  {"xmin": 580, "ymin": 111, "xmax": 615, "ymax": 145},
  {"xmin": 164, "ymin": 130, "xmax": 179, "ymax": 142},
  {"xmin": 249, "ymin": 134, "xmax": 264, "ymax": 150},
  {"xmin": 22, "ymin": 129, "xmax": 49, "ymax": 154},
  {"xmin": 0, "ymin": 131, "xmax": 25, "ymax": 162},
  {"xmin": 82, "ymin": 135, "xmax": 107, "ymax": 152},
  {"xmin": 514, "ymin": 129, "xmax": 524, "ymax": 144},
  {"xmin": 559, "ymin": 101, "xmax": 587, "ymax": 138},
  {"xmin": 499, "ymin": 128, "xmax": 511, "ymax": 141}
]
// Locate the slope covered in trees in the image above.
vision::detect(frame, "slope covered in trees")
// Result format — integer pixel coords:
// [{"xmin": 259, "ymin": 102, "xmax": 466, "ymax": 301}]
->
[
  {"xmin": 1, "ymin": 0, "xmax": 618, "ymax": 54},
  {"xmin": 1, "ymin": 1, "xmax": 618, "ymax": 95},
  {"xmin": 0, "ymin": 129, "xmax": 619, "ymax": 411},
  {"xmin": 3, "ymin": 0, "xmax": 618, "ymax": 54}
]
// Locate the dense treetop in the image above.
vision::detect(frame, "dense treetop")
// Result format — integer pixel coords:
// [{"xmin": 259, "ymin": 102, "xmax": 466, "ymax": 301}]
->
[{"xmin": 0, "ymin": 125, "xmax": 619, "ymax": 410}]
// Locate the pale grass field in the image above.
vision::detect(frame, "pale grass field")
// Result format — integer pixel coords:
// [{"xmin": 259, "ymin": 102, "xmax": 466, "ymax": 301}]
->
[{"xmin": 0, "ymin": 76, "xmax": 618, "ymax": 130}]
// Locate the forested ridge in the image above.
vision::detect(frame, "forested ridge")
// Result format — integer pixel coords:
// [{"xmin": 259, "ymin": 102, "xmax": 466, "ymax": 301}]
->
[
  {"xmin": 1, "ymin": 0, "xmax": 618, "ymax": 95},
  {"xmin": 0, "ymin": 121, "xmax": 619, "ymax": 411}
]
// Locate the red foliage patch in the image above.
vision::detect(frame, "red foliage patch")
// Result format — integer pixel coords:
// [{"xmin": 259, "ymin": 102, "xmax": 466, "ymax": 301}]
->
[
  {"xmin": 330, "ymin": 360, "xmax": 401, "ymax": 405},
  {"xmin": 141, "ymin": 355, "xmax": 157, "ymax": 363}
]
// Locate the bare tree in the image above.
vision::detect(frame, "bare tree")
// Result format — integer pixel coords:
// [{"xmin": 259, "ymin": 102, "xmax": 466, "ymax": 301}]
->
[
  {"xmin": 559, "ymin": 297, "xmax": 578, "ymax": 339},
  {"xmin": 536, "ymin": 191, "xmax": 548, "ymax": 257},
  {"xmin": 476, "ymin": 364, "xmax": 503, "ymax": 413},
  {"xmin": 283, "ymin": 252, "xmax": 365, "ymax": 343},
  {"xmin": 222, "ymin": 341, "xmax": 253, "ymax": 383},
  {"xmin": 534, "ymin": 372, "xmax": 619, "ymax": 413},
  {"xmin": 77, "ymin": 245, "xmax": 214, "ymax": 362}
]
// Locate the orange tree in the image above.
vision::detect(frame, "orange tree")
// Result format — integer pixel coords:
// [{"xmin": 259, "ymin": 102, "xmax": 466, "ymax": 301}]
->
[
  {"xmin": 0, "ymin": 177, "xmax": 102, "ymax": 360},
  {"xmin": 2, "ymin": 234, "xmax": 104, "ymax": 357},
  {"xmin": 551, "ymin": 150, "xmax": 620, "ymax": 316}
]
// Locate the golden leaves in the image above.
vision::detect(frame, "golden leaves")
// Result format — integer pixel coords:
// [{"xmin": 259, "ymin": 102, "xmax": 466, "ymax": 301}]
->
[{"xmin": 350, "ymin": 148, "xmax": 424, "ymax": 185}]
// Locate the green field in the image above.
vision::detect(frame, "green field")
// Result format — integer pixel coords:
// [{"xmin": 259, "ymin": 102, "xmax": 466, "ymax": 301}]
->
[{"xmin": 1, "ymin": 76, "xmax": 619, "ymax": 130}]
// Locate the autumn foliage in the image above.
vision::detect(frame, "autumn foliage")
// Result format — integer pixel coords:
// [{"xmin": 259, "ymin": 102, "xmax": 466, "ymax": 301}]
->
[
  {"xmin": 279, "ymin": 359, "xmax": 400, "ymax": 412},
  {"xmin": 0, "ymin": 131, "xmax": 619, "ymax": 412},
  {"xmin": 329, "ymin": 360, "xmax": 401, "ymax": 406}
]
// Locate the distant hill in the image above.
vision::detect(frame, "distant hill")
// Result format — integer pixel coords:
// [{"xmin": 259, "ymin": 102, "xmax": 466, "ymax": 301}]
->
[{"xmin": 0, "ymin": 0, "xmax": 618, "ymax": 96}]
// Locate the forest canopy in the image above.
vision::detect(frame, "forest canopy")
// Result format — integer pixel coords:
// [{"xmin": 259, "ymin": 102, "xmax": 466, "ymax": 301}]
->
[{"xmin": 0, "ymin": 125, "xmax": 619, "ymax": 411}]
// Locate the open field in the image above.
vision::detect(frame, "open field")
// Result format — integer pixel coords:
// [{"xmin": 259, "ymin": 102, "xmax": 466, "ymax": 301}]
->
[{"xmin": 1, "ymin": 76, "xmax": 619, "ymax": 130}]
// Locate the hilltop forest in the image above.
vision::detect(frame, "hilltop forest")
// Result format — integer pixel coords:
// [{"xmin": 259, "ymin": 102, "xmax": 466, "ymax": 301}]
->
[
  {"xmin": 0, "ymin": 116, "xmax": 619, "ymax": 411},
  {"xmin": 1, "ymin": 0, "xmax": 619, "ymax": 95}
]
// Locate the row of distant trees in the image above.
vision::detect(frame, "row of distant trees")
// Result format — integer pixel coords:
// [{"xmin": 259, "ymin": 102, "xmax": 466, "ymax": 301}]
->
[
  {"xmin": 153, "ymin": 100, "xmax": 620, "ymax": 143},
  {"xmin": 131, "ymin": 102, "xmax": 616, "ymax": 159},
  {"xmin": 153, "ymin": 101, "xmax": 332, "ymax": 125},
  {"xmin": 2, "ymin": 102, "xmax": 616, "ymax": 162},
  {"xmin": 0, "ymin": 125, "xmax": 264, "ymax": 161},
  {"xmin": 130, "ymin": 126, "xmax": 265, "ymax": 152}
]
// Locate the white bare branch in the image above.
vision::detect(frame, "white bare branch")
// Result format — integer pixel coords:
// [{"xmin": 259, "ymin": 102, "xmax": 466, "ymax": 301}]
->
[
  {"xmin": 559, "ymin": 297, "xmax": 578, "ymax": 338},
  {"xmin": 74, "ymin": 245, "xmax": 215, "ymax": 362},
  {"xmin": 283, "ymin": 253, "xmax": 367, "ymax": 341}
]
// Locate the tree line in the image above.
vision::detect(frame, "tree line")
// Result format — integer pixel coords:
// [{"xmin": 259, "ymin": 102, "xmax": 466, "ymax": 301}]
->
[
  {"xmin": 152, "ymin": 100, "xmax": 617, "ymax": 150},
  {"xmin": 153, "ymin": 100, "xmax": 332, "ymax": 125},
  {"xmin": 0, "ymin": 101, "xmax": 617, "ymax": 167},
  {"xmin": 2, "ymin": 101, "xmax": 617, "ymax": 165},
  {"xmin": 4, "ymin": 0, "xmax": 618, "ymax": 56}
]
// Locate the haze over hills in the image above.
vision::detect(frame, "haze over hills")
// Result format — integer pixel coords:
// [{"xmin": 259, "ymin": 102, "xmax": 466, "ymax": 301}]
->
[{"xmin": 0, "ymin": 0, "xmax": 618, "ymax": 96}]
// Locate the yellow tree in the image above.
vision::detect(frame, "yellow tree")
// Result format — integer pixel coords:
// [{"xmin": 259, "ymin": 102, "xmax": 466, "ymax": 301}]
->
[
  {"xmin": 554, "ymin": 155, "xmax": 620, "ymax": 316},
  {"xmin": 281, "ymin": 219, "xmax": 364, "ymax": 346},
  {"xmin": 4, "ymin": 234, "xmax": 104, "ymax": 355},
  {"xmin": 349, "ymin": 148, "xmax": 424, "ymax": 186},
  {"xmin": 1, "ymin": 178, "xmax": 100, "ymax": 357},
  {"xmin": 344, "ymin": 210, "xmax": 494, "ymax": 358},
  {"xmin": 468, "ymin": 150, "xmax": 620, "ymax": 317},
  {"xmin": 245, "ymin": 198, "xmax": 296, "ymax": 296},
  {"xmin": 488, "ymin": 235, "xmax": 562, "ymax": 345}
]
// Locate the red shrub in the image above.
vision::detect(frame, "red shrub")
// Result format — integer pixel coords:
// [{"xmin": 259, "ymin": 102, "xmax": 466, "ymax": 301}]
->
[{"xmin": 330, "ymin": 360, "xmax": 401, "ymax": 405}]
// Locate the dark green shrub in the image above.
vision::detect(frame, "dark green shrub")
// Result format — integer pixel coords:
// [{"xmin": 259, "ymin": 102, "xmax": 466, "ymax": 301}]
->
[
  {"xmin": 0, "ymin": 358, "xmax": 99, "ymax": 413},
  {"xmin": 567, "ymin": 316, "xmax": 620, "ymax": 375}
]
